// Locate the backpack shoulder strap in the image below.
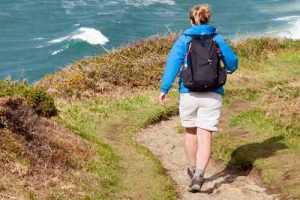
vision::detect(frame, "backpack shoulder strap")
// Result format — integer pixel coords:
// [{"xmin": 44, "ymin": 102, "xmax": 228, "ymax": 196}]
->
[{"xmin": 178, "ymin": 37, "xmax": 193, "ymax": 77}]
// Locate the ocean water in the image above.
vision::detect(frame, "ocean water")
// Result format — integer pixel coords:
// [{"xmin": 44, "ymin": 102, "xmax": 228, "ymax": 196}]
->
[{"xmin": 1, "ymin": 0, "xmax": 300, "ymax": 82}]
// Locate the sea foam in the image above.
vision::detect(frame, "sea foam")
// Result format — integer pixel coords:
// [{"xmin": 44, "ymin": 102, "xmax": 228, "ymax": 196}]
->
[
  {"xmin": 273, "ymin": 15, "xmax": 300, "ymax": 22},
  {"xmin": 125, "ymin": 0, "xmax": 175, "ymax": 6},
  {"xmin": 259, "ymin": 0, "xmax": 300, "ymax": 13},
  {"xmin": 273, "ymin": 16, "xmax": 300, "ymax": 39},
  {"xmin": 51, "ymin": 49, "xmax": 64, "ymax": 55},
  {"xmin": 49, "ymin": 27, "xmax": 109, "ymax": 45}
]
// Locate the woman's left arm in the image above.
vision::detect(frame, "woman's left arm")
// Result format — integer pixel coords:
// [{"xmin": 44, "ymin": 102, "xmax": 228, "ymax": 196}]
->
[{"xmin": 214, "ymin": 34, "xmax": 238, "ymax": 74}]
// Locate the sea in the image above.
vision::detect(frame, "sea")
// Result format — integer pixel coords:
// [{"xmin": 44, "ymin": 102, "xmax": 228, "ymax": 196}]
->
[{"xmin": 1, "ymin": 0, "xmax": 300, "ymax": 82}]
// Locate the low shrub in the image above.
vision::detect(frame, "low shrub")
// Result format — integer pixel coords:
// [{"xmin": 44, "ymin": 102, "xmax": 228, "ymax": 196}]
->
[
  {"xmin": 232, "ymin": 37, "xmax": 300, "ymax": 61},
  {"xmin": 38, "ymin": 34, "xmax": 300, "ymax": 99},
  {"xmin": 38, "ymin": 33, "xmax": 178, "ymax": 98},
  {"xmin": 0, "ymin": 80, "xmax": 57, "ymax": 117}
]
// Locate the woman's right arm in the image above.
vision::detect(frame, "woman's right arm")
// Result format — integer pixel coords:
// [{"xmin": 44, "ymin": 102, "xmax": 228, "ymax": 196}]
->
[{"xmin": 160, "ymin": 35, "xmax": 187, "ymax": 94}]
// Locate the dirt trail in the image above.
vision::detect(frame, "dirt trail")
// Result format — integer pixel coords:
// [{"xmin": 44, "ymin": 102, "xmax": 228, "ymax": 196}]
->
[{"xmin": 135, "ymin": 117, "xmax": 277, "ymax": 200}]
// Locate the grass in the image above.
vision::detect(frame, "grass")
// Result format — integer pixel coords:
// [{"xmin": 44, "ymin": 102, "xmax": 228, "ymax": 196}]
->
[
  {"xmin": 55, "ymin": 100, "xmax": 120, "ymax": 199},
  {"xmin": 0, "ymin": 97, "xmax": 104, "ymax": 200},
  {"xmin": 211, "ymin": 49, "xmax": 300, "ymax": 199},
  {"xmin": 41, "ymin": 36, "xmax": 300, "ymax": 199},
  {"xmin": 38, "ymin": 34, "xmax": 178, "ymax": 99},
  {"xmin": 38, "ymin": 36, "xmax": 300, "ymax": 99},
  {"xmin": 218, "ymin": 107, "xmax": 300, "ymax": 198},
  {"xmin": 55, "ymin": 90, "xmax": 179, "ymax": 199},
  {"xmin": 2, "ymin": 34, "xmax": 300, "ymax": 199}
]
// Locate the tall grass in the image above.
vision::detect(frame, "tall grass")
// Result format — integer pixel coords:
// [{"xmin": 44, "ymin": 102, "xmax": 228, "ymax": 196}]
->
[{"xmin": 55, "ymin": 90, "xmax": 179, "ymax": 199}]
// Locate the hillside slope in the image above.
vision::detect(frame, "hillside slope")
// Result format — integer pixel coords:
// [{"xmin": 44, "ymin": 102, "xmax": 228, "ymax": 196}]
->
[
  {"xmin": 0, "ymin": 97, "xmax": 94, "ymax": 199},
  {"xmin": 0, "ymin": 83, "xmax": 119, "ymax": 199},
  {"xmin": 0, "ymin": 34, "xmax": 299, "ymax": 199},
  {"xmin": 38, "ymin": 34, "xmax": 178, "ymax": 99},
  {"xmin": 39, "ymin": 35, "xmax": 300, "ymax": 199},
  {"xmin": 40, "ymin": 35, "xmax": 300, "ymax": 199}
]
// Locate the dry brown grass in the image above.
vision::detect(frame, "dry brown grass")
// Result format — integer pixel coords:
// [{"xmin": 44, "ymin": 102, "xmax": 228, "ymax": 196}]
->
[
  {"xmin": 0, "ymin": 97, "xmax": 99, "ymax": 199},
  {"xmin": 261, "ymin": 83, "xmax": 300, "ymax": 134},
  {"xmin": 38, "ymin": 33, "xmax": 178, "ymax": 99},
  {"xmin": 232, "ymin": 37, "xmax": 300, "ymax": 61},
  {"xmin": 38, "ymin": 35, "xmax": 300, "ymax": 100}
]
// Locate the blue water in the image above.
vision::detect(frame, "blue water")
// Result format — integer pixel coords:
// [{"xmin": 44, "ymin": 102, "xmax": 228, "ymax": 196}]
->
[{"xmin": 1, "ymin": 0, "xmax": 300, "ymax": 82}]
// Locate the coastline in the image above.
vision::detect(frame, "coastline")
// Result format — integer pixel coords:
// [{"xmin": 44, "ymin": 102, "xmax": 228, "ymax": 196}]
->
[{"xmin": 0, "ymin": 34, "xmax": 300, "ymax": 199}]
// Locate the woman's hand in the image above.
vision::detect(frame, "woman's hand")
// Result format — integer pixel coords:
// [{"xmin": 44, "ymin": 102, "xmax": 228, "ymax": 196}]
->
[{"xmin": 159, "ymin": 93, "xmax": 167, "ymax": 105}]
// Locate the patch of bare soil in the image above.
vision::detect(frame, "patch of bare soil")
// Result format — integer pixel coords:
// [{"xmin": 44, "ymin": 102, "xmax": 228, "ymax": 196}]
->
[
  {"xmin": 135, "ymin": 117, "xmax": 277, "ymax": 200},
  {"xmin": 0, "ymin": 97, "xmax": 95, "ymax": 199}
]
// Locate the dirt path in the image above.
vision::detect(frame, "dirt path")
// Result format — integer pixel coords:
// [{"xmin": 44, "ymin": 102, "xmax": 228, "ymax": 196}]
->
[{"xmin": 135, "ymin": 117, "xmax": 277, "ymax": 200}]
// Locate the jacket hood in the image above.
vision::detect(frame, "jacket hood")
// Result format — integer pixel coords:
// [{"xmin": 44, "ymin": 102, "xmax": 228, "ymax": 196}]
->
[{"xmin": 184, "ymin": 25, "xmax": 216, "ymax": 36}]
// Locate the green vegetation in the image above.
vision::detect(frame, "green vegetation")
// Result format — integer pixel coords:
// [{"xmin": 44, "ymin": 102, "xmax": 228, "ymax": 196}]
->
[
  {"xmin": 38, "ymin": 33, "xmax": 178, "ymax": 98},
  {"xmin": 0, "ymin": 80, "xmax": 57, "ymax": 117},
  {"xmin": 232, "ymin": 37, "xmax": 300, "ymax": 61},
  {"xmin": 40, "ymin": 36, "xmax": 300, "ymax": 199},
  {"xmin": 212, "ymin": 50, "xmax": 300, "ymax": 199},
  {"xmin": 0, "ymin": 97, "xmax": 104, "ymax": 199},
  {"xmin": 1, "ymin": 34, "xmax": 300, "ymax": 199},
  {"xmin": 55, "ymin": 90, "xmax": 179, "ymax": 199},
  {"xmin": 38, "ymin": 36, "xmax": 300, "ymax": 99}
]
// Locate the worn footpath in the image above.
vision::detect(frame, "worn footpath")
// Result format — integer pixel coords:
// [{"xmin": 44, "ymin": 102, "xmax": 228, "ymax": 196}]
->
[{"xmin": 135, "ymin": 117, "xmax": 277, "ymax": 200}]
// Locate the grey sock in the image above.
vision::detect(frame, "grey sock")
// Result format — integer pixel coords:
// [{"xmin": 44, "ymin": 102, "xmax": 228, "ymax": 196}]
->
[
  {"xmin": 189, "ymin": 166, "xmax": 196, "ymax": 172},
  {"xmin": 194, "ymin": 169, "xmax": 204, "ymax": 178}
]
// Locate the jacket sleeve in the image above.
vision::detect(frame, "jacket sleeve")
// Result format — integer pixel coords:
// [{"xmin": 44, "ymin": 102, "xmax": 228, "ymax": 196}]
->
[
  {"xmin": 214, "ymin": 34, "xmax": 238, "ymax": 74},
  {"xmin": 160, "ymin": 35, "xmax": 187, "ymax": 94}
]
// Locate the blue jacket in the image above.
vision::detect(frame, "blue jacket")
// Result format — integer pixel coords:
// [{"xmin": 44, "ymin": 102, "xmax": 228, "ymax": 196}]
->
[{"xmin": 160, "ymin": 25, "xmax": 238, "ymax": 95}]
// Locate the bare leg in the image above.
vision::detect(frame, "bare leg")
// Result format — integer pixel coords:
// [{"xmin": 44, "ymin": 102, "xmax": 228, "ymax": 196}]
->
[
  {"xmin": 184, "ymin": 128, "xmax": 197, "ymax": 167},
  {"xmin": 196, "ymin": 128, "xmax": 213, "ymax": 173}
]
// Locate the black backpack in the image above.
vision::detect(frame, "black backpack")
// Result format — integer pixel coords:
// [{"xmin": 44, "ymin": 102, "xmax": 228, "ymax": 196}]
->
[{"xmin": 182, "ymin": 35, "xmax": 227, "ymax": 92}]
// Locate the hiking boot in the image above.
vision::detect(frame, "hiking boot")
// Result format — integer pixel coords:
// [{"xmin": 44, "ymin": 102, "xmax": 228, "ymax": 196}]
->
[
  {"xmin": 188, "ymin": 175, "xmax": 205, "ymax": 193},
  {"xmin": 187, "ymin": 167, "xmax": 195, "ymax": 179}
]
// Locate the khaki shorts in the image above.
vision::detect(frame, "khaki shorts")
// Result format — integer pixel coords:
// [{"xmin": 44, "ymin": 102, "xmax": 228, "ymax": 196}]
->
[{"xmin": 179, "ymin": 92, "xmax": 222, "ymax": 132}]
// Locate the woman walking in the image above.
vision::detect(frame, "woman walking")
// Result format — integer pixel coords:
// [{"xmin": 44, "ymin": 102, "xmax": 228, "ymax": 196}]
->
[{"xmin": 159, "ymin": 4, "xmax": 238, "ymax": 192}]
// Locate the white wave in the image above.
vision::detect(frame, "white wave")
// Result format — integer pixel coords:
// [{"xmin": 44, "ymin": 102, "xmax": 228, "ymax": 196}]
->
[
  {"xmin": 62, "ymin": 0, "xmax": 88, "ymax": 8},
  {"xmin": 111, "ymin": 19, "xmax": 122, "ymax": 24},
  {"xmin": 272, "ymin": 15, "xmax": 300, "ymax": 39},
  {"xmin": 36, "ymin": 45, "xmax": 45, "ymax": 49},
  {"xmin": 32, "ymin": 37, "xmax": 45, "ymax": 41},
  {"xmin": 125, "ymin": 0, "xmax": 175, "ymax": 6},
  {"xmin": 273, "ymin": 15, "xmax": 300, "ymax": 22},
  {"xmin": 259, "ymin": 0, "xmax": 300, "ymax": 13},
  {"xmin": 51, "ymin": 49, "xmax": 64, "ymax": 55},
  {"xmin": 71, "ymin": 28, "xmax": 109, "ymax": 45},
  {"xmin": 279, "ymin": 21, "xmax": 300, "ymax": 39},
  {"xmin": 49, "ymin": 27, "xmax": 109, "ymax": 45},
  {"xmin": 49, "ymin": 36, "xmax": 69, "ymax": 44},
  {"xmin": 51, "ymin": 44, "xmax": 69, "ymax": 55}
]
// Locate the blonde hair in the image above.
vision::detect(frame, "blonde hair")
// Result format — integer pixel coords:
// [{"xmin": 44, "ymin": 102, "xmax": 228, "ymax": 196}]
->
[{"xmin": 189, "ymin": 4, "xmax": 211, "ymax": 25}]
